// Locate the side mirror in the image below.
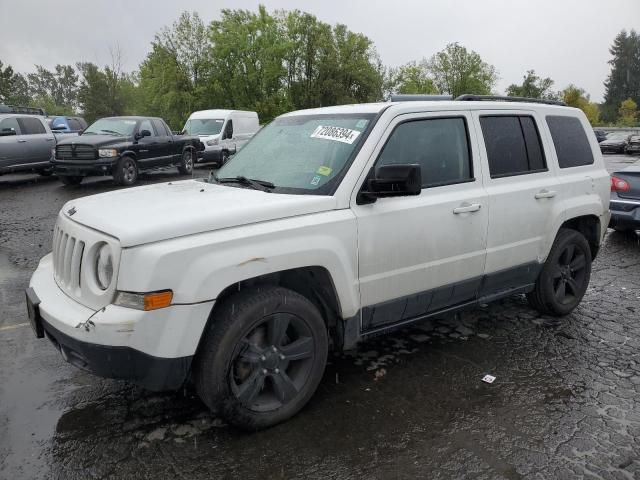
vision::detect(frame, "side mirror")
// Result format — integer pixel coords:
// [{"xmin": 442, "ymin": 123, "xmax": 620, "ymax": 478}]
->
[
  {"xmin": 358, "ymin": 164, "xmax": 422, "ymax": 204},
  {"xmin": 135, "ymin": 129, "xmax": 151, "ymax": 140},
  {"xmin": 0, "ymin": 128, "xmax": 17, "ymax": 137}
]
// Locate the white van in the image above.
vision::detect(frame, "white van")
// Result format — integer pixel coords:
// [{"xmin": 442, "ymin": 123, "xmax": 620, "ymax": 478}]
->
[{"xmin": 183, "ymin": 110, "xmax": 259, "ymax": 167}]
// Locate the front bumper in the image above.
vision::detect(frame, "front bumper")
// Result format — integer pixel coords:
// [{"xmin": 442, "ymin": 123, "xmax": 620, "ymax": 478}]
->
[
  {"xmin": 51, "ymin": 159, "xmax": 117, "ymax": 177},
  {"xmin": 609, "ymin": 197, "xmax": 640, "ymax": 230},
  {"xmin": 199, "ymin": 147, "xmax": 222, "ymax": 164},
  {"xmin": 29, "ymin": 254, "xmax": 214, "ymax": 391}
]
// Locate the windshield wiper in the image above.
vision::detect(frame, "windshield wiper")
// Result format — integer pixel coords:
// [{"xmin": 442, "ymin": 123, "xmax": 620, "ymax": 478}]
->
[
  {"xmin": 214, "ymin": 175, "xmax": 275, "ymax": 192},
  {"xmin": 99, "ymin": 129, "xmax": 123, "ymax": 136}
]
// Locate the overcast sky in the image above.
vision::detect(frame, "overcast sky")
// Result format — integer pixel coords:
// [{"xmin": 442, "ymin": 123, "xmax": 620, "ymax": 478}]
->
[{"xmin": 1, "ymin": 0, "xmax": 638, "ymax": 102}]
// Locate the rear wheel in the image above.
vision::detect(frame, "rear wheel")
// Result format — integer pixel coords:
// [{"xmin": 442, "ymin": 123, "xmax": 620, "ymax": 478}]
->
[
  {"xmin": 59, "ymin": 175, "xmax": 83, "ymax": 186},
  {"xmin": 113, "ymin": 156, "xmax": 138, "ymax": 186},
  {"xmin": 177, "ymin": 149, "xmax": 194, "ymax": 175},
  {"xmin": 194, "ymin": 287, "xmax": 328, "ymax": 430},
  {"xmin": 527, "ymin": 228, "xmax": 592, "ymax": 316}
]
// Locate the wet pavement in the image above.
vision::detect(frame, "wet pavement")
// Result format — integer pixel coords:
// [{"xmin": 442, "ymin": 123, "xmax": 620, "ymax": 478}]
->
[{"xmin": 1, "ymin": 157, "xmax": 640, "ymax": 479}]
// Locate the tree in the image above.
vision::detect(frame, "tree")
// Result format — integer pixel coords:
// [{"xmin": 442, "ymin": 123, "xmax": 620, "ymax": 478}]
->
[
  {"xmin": 561, "ymin": 85, "xmax": 601, "ymax": 125},
  {"xmin": 617, "ymin": 98, "xmax": 638, "ymax": 127},
  {"xmin": 506, "ymin": 70, "xmax": 557, "ymax": 99},
  {"xmin": 27, "ymin": 64, "xmax": 79, "ymax": 114},
  {"xmin": 427, "ymin": 43, "xmax": 498, "ymax": 98},
  {"xmin": 385, "ymin": 60, "xmax": 437, "ymax": 96},
  {"xmin": 603, "ymin": 30, "xmax": 640, "ymax": 122},
  {"xmin": 0, "ymin": 60, "xmax": 30, "ymax": 105}
]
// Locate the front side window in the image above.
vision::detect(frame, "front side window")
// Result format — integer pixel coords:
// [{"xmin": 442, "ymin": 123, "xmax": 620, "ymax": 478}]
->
[
  {"xmin": 84, "ymin": 118, "xmax": 137, "ymax": 137},
  {"xmin": 546, "ymin": 115, "xmax": 594, "ymax": 168},
  {"xmin": 214, "ymin": 113, "xmax": 374, "ymax": 194},
  {"xmin": 480, "ymin": 115, "xmax": 547, "ymax": 178},
  {"xmin": 139, "ymin": 119, "xmax": 156, "ymax": 136},
  {"xmin": 377, "ymin": 117, "xmax": 472, "ymax": 187},
  {"xmin": 152, "ymin": 119, "xmax": 168, "ymax": 136},
  {"xmin": 0, "ymin": 117, "xmax": 21, "ymax": 135},
  {"xmin": 184, "ymin": 118, "xmax": 224, "ymax": 136}
]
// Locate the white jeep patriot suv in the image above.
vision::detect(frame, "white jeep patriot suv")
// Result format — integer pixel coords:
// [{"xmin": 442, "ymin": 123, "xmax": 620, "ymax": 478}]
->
[{"xmin": 27, "ymin": 96, "xmax": 610, "ymax": 429}]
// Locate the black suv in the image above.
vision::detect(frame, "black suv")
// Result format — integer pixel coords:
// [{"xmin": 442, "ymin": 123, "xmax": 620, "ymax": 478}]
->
[{"xmin": 52, "ymin": 116, "xmax": 204, "ymax": 186}]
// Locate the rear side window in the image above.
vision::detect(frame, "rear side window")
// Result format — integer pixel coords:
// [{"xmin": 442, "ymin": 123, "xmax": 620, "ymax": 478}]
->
[
  {"xmin": 67, "ymin": 118, "xmax": 82, "ymax": 131},
  {"xmin": 18, "ymin": 117, "xmax": 46, "ymax": 135},
  {"xmin": 480, "ymin": 115, "xmax": 547, "ymax": 178},
  {"xmin": 546, "ymin": 116, "xmax": 594, "ymax": 168},
  {"xmin": 377, "ymin": 117, "xmax": 473, "ymax": 187}
]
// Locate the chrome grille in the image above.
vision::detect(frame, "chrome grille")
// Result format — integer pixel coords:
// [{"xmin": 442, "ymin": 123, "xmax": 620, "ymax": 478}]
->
[
  {"xmin": 52, "ymin": 224, "xmax": 85, "ymax": 291},
  {"xmin": 56, "ymin": 144, "xmax": 97, "ymax": 160}
]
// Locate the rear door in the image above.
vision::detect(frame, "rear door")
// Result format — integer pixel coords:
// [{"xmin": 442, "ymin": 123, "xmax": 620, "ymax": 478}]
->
[
  {"xmin": 473, "ymin": 110, "xmax": 561, "ymax": 293},
  {"xmin": 0, "ymin": 116, "xmax": 23, "ymax": 168},
  {"xmin": 16, "ymin": 116, "xmax": 54, "ymax": 164}
]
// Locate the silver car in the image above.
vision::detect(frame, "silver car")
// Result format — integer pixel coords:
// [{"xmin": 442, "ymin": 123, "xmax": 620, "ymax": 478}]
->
[{"xmin": 0, "ymin": 113, "xmax": 56, "ymax": 175}]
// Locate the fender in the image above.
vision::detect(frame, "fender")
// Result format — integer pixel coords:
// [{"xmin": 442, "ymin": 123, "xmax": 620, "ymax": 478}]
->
[{"xmin": 117, "ymin": 209, "xmax": 360, "ymax": 319}]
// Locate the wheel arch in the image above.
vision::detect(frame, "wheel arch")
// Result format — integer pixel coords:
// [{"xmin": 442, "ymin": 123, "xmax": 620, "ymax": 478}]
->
[{"xmin": 558, "ymin": 214, "xmax": 602, "ymax": 259}]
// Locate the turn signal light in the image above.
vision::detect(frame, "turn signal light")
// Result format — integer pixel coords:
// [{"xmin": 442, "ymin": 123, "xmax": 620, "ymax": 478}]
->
[
  {"xmin": 144, "ymin": 291, "xmax": 174, "ymax": 311},
  {"xmin": 611, "ymin": 176, "xmax": 630, "ymax": 192}
]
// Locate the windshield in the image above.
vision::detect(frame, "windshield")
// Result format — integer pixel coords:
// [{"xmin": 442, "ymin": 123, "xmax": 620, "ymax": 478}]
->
[
  {"xmin": 214, "ymin": 113, "xmax": 374, "ymax": 194},
  {"xmin": 184, "ymin": 118, "xmax": 225, "ymax": 136},
  {"xmin": 607, "ymin": 133, "xmax": 628, "ymax": 141},
  {"xmin": 84, "ymin": 118, "xmax": 137, "ymax": 136}
]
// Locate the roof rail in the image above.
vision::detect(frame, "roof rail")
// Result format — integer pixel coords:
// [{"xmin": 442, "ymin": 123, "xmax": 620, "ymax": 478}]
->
[
  {"xmin": 0, "ymin": 104, "xmax": 47, "ymax": 115},
  {"xmin": 455, "ymin": 94, "xmax": 566, "ymax": 106},
  {"xmin": 390, "ymin": 94, "xmax": 453, "ymax": 102}
]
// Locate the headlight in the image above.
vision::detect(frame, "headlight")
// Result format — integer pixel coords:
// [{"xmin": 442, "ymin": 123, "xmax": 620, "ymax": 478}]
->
[
  {"xmin": 114, "ymin": 290, "xmax": 173, "ymax": 311},
  {"xmin": 99, "ymin": 149, "xmax": 118, "ymax": 158},
  {"xmin": 51, "ymin": 148, "xmax": 56, "ymax": 158},
  {"xmin": 206, "ymin": 138, "xmax": 219, "ymax": 146},
  {"xmin": 95, "ymin": 244, "xmax": 113, "ymax": 290}
]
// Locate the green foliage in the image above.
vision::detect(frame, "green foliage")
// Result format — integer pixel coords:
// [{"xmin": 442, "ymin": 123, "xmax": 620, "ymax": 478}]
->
[
  {"xmin": 506, "ymin": 70, "xmax": 557, "ymax": 100},
  {"xmin": 0, "ymin": 60, "xmax": 30, "ymax": 105},
  {"xmin": 427, "ymin": 43, "xmax": 498, "ymax": 98},
  {"xmin": 603, "ymin": 30, "xmax": 640, "ymax": 123},
  {"xmin": 561, "ymin": 85, "xmax": 601, "ymax": 125},
  {"xmin": 617, "ymin": 98, "xmax": 638, "ymax": 127},
  {"xmin": 76, "ymin": 62, "xmax": 136, "ymax": 124},
  {"xmin": 27, "ymin": 64, "xmax": 79, "ymax": 114},
  {"xmin": 385, "ymin": 61, "xmax": 437, "ymax": 95}
]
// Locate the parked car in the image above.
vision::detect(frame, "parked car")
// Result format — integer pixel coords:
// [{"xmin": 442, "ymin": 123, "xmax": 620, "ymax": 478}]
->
[
  {"xmin": 27, "ymin": 96, "xmax": 609, "ymax": 430},
  {"xmin": 600, "ymin": 132, "xmax": 631, "ymax": 154},
  {"xmin": 51, "ymin": 116, "xmax": 204, "ymax": 186},
  {"xmin": 0, "ymin": 113, "xmax": 58, "ymax": 176},
  {"xmin": 46, "ymin": 116, "xmax": 88, "ymax": 134},
  {"xmin": 183, "ymin": 109, "xmax": 259, "ymax": 167},
  {"xmin": 624, "ymin": 134, "xmax": 640, "ymax": 155},
  {"xmin": 609, "ymin": 162, "xmax": 640, "ymax": 232},
  {"xmin": 593, "ymin": 129, "xmax": 608, "ymax": 143}
]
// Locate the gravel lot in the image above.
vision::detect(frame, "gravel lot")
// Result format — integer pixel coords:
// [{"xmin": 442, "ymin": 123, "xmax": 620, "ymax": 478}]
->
[{"xmin": 1, "ymin": 156, "xmax": 639, "ymax": 480}]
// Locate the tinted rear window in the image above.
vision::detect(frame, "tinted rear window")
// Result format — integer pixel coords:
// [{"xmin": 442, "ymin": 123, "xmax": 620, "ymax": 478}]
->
[
  {"xmin": 546, "ymin": 116, "xmax": 594, "ymax": 168},
  {"xmin": 67, "ymin": 118, "xmax": 82, "ymax": 130},
  {"xmin": 18, "ymin": 117, "xmax": 46, "ymax": 135}
]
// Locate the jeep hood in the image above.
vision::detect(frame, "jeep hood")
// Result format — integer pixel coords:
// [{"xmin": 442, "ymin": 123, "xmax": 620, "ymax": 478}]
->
[{"xmin": 63, "ymin": 180, "xmax": 337, "ymax": 247}]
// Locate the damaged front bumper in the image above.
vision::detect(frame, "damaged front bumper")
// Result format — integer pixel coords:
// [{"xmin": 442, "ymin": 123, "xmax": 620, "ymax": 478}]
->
[{"xmin": 28, "ymin": 254, "xmax": 214, "ymax": 391}]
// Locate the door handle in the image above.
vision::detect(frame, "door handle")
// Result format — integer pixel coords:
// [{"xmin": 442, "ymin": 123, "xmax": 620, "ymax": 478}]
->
[
  {"xmin": 17, "ymin": 139, "xmax": 27, "ymax": 143},
  {"xmin": 453, "ymin": 202, "xmax": 482, "ymax": 214},
  {"xmin": 535, "ymin": 189, "xmax": 557, "ymax": 199}
]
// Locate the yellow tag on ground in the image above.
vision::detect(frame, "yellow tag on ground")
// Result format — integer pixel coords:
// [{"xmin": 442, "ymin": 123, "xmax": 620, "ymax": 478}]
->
[{"xmin": 317, "ymin": 166, "xmax": 332, "ymax": 176}]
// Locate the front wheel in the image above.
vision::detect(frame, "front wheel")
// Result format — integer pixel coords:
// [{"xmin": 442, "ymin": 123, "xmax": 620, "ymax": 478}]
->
[
  {"xmin": 113, "ymin": 156, "xmax": 138, "ymax": 186},
  {"xmin": 194, "ymin": 287, "xmax": 328, "ymax": 430},
  {"xmin": 527, "ymin": 228, "xmax": 592, "ymax": 316},
  {"xmin": 219, "ymin": 150, "xmax": 229, "ymax": 167},
  {"xmin": 177, "ymin": 149, "xmax": 194, "ymax": 175}
]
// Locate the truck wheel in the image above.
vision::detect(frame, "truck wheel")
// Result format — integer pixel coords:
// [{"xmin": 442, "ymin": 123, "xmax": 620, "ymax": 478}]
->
[
  {"xmin": 527, "ymin": 228, "xmax": 592, "ymax": 317},
  {"xmin": 113, "ymin": 156, "xmax": 138, "ymax": 186},
  {"xmin": 59, "ymin": 175, "xmax": 83, "ymax": 186},
  {"xmin": 177, "ymin": 149, "xmax": 194, "ymax": 175},
  {"xmin": 194, "ymin": 286, "xmax": 328, "ymax": 431},
  {"xmin": 220, "ymin": 150, "xmax": 229, "ymax": 167}
]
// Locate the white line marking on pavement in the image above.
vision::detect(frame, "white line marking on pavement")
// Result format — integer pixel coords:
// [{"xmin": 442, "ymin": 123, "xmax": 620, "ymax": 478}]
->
[{"xmin": 0, "ymin": 322, "xmax": 30, "ymax": 333}]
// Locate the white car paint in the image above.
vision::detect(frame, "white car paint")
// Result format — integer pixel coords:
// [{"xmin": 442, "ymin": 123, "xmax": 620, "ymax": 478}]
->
[{"xmin": 30, "ymin": 100, "xmax": 610, "ymax": 365}]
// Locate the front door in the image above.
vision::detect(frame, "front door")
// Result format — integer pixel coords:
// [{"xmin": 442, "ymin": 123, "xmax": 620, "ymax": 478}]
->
[
  {"xmin": 136, "ymin": 119, "xmax": 162, "ymax": 167},
  {"xmin": 0, "ymin": 116, "xmax": 23, "ymax": 169},
  {"xmin": 352, "ymin": 112, "xmax": 489, "ymax": 332}
]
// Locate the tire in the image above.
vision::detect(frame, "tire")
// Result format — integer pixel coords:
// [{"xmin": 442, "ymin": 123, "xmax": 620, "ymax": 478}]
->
[
  {"xmin": 527, "ymin": 228, "xmax": 592, "ymax": 316},
  {"xmin": 177, "ymin": 149, "xmax": 194, "ymax": 175},
  {"xmin": 194, "ymin": 286, "xmax": 328, "ymax": 431},
  {"xmin": 113, "ymin": 156, "xmax": 138, "ymax": 186},
  {"xmin": 59, "ymin": 175, "xmax": 83, "ymax": 186},
  {"xmin": 220, "ymin": 150, "xmax": 229, "ymax": 167}
]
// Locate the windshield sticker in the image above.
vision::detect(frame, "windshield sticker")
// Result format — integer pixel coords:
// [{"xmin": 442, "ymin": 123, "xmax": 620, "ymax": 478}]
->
[
  {"xmin": 311, "ymin": 125, "xmax": 361, "ymax": 144},
  {"xmin": 310, "ymin": 175, "xmax": 321, "ymax": 186},
  {"xmin": 316, "ymin": 166, "xmax": 332, "ymax": 176},
  {"xmin": 355, "ymin": 119, "xmax": 369, "ymax": 129}
]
